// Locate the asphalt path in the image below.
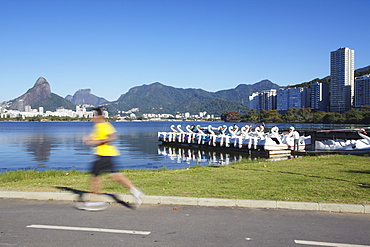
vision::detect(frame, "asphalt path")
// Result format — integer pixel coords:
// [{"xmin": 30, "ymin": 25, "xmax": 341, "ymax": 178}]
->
[{"xmin": 1, "ymin": 198, "xmax": 369, "ymax": 247}]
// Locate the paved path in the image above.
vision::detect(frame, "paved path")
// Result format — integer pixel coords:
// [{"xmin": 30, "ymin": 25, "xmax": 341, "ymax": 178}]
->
[{"xmin": 1, "ymin": 198, "xmax": 370, "ymax": 247}]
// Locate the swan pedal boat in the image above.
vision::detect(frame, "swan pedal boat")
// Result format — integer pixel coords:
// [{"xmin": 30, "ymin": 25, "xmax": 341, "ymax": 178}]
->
[{"xmin": 315, "ymin": 129, "xmax": 370, "ymax": 153}]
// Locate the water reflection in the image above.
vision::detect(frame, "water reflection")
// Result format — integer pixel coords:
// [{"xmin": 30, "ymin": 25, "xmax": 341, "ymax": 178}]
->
[
  {"xmin": 24, "ymin": 134, "xmax": 52, "ymax": 162},
  {"xmin": 158, "ymin": 145, "xmax": 247, "ymax": 166},
  {"xmin": 117, "ymin": 132, "xmax": 159, "ymax": 155},
  {"xmin": 157, "ymin": 144, "xmax": 295, "ymax": 166}
]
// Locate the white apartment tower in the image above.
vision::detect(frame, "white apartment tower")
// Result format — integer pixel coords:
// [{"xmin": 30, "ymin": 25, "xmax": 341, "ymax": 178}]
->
[{"xmin": 330, "ymin": 47, "xmax": 354, "ymax": 112}]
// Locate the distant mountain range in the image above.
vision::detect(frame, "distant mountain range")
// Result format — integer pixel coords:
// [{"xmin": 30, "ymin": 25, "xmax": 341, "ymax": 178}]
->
[
  {"xmin": 105, "ymin": 80, "xmax": 280, "ymax": 115},
  {"xmin": 4, "ymin": 64, "xmax": 370, "ymax": 116},
  {"xmin": 5, "ymin": 77, "xmax": 280, "ymax": 115}
]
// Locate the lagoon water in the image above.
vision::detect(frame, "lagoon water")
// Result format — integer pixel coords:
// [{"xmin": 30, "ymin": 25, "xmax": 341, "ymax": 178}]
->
[{"xmin": 0, "ymin": 121, "xmax": 367, "ymax": 173}]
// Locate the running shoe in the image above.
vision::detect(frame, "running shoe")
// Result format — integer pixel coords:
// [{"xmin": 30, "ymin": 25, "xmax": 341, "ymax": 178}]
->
[
  {"xmin": 76, "ymin": 201, "xmax": 107, "ymax": 211},
  {"xmin": 133, "ymin": 190, "xmax": 144, "ymax": 209}
]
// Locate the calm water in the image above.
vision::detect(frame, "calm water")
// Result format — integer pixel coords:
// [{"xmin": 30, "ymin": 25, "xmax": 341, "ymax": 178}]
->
[{"xmin": 0, "ymin": 121, "xmax": 367, "ymax": 173}]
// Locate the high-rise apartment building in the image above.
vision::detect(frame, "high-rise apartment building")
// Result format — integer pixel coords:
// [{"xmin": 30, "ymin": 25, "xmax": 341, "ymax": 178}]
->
[
  {"xmin": 248, "ymin": 89, "xmax": 276, "ymax": 113},
  {"xmin": 310, "ymin": 82, "xmax": 329, "ymax": 112},
  {"xmin": 18, "ymin": 99, "xmax": 24, "ymax": 112},
  {"xmin": 259, "ymin": 89, "xmax": 277, "ymax": 112},
  {"xmin": 276, "ymin": 87, "xmax": 310, "ymax": 113},
  {"xmin": 330, "ymin": 47, "xmax": 354, "ymax": 112},
  {"xmin": 354, "ymin": 74, "xmax": 370, "ymax": 108},
  {"xmin": 249, "ymin": 92, "xmax": 259, "ymax": 112},
  {"xmin": 276, "ymin": 88, "xmax": 289, "ymax": 112}
]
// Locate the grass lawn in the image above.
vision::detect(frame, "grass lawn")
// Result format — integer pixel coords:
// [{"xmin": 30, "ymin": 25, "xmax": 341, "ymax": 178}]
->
[{"xmin": 0, "ymin": 154, "xmax": 369, "ymax": 204}]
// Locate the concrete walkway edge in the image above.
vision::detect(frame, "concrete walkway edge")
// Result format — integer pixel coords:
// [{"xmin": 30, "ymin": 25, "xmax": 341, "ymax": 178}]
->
[{"xmin": 0, "ymin": 190, "xmax": 369, "ymax": 214}]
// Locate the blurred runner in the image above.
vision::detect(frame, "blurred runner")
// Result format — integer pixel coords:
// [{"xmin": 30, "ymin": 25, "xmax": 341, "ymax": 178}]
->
[{"xmin": 81, "ymin": 107, "xmax": 144, "ymax": 210}]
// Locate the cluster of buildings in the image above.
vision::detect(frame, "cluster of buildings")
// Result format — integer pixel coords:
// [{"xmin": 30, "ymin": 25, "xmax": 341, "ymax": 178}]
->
[
  {"xmin": 0, "ymin": 105, "xmax": 108, "ymax": 119},
  {"xmin": 118, "ymin": 111, "xmax": 217, "ymax": 121},
  {"xmin": 0, "ymin": 103, "xmax": 215, "ymax": 121},
  {"xmin": 250, "ymin": 47, "xmax": 370, "ymax": 113}
]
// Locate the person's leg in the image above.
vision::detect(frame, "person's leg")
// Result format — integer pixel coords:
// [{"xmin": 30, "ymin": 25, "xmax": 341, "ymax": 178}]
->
[
  {"xmin": 294, "ymin": 140, "xmax": 296, "ymax": 151},
  {"xmin": 90, "ymin": 156, "xmax": 104, "ymax": 194},
  {"xmin": 109, "ymin": 172, "xmax": 144, "ymax": 207},
  {"xmin": 76, "ymin": 156, "xmax": 107, "ymax": 210},
  {"xmin": 75, "ymin": 175, "xmax": 106, "ymax": 210},
  {"xmin": 109, "ymin": 172, "xmax": 135, "ymax": 189},
  {"xmin": 90, "ymin": 176, "xmax": 102, "ymax": 194},
  {"xmin": 294, "ymin": 139, "xmax": 299, "ymax": 151}
]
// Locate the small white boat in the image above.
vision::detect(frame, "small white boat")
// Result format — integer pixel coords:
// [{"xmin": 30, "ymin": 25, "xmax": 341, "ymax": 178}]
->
[{"xmin": 315, "ymin": 129, "xmax": 370, "ymax": 153}]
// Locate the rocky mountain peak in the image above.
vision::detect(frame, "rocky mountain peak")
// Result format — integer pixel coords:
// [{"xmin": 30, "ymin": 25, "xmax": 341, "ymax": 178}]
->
[
  {"xmin": 34, "ymin": 77, "xmax": 48, "ymax": 86},
  {"xmin": 9, "ymin": 77, "xmax": 51, "ymax": 110},
  {"xmin": 65, "ymin": 89, "xmax": 108, "ymax": 106},
  {"xmin": 78, "ymin": 89, "xmax": 91, "ymax": 94}
]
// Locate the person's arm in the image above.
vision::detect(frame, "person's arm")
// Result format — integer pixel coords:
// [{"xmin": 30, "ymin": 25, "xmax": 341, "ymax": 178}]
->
[
  {"xmin": 101, "ymin": 132, "xmax": 118, "ymax": 144},
  {"xmin": 83, "ymin": 133, "xmax": 118, "ymax": 145}
]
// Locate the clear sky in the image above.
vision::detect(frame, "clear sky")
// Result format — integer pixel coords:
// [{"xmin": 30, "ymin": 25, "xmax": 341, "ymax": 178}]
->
[{"xmin": 0, "ymin": 0, "xmax": 369, "ymax": 102}]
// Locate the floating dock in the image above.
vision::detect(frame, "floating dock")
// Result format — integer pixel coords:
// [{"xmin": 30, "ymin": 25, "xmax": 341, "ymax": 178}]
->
[{"xmin": 302, "ymin": 127, "xmax": 370, "ymax": 141}]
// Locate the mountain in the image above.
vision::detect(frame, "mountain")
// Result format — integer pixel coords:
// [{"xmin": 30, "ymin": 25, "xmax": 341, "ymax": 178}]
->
[
  {"xmin": 214, "ymin": 79, "xmax": 281, "ymax": 104},
  {"xmin": 103, "ymin": 79, "xmax": 279, "ymax": 115},
  {"xmin": 114, "ymin": 82, "xmax": 214, "ymax": 112},
  {"xmin": 9, "ymin": 77, "xmax": 75, "ymax": 112},
  {"xmin": 65, "ymin": 89, "xmax": 108, "ymax": 106},
  {"xmin": 355, "ymin": 65, "xmax": 370, "ymax": 77},
  {"xmin": 9, "ymin": 77, "xmax": 52, "ymax": 110},
  {"xmin": 189, "ymin": 97, "xmax": 250, "ymax": 115},
  {"xmin": 104, "ymin": 82, "xmax": 216, "ymax": 115},
  {"xmin": 355, "ymin": 65, "xmax": 370, "ymax": 73},
  {"xmin": 31, "ymin": 93, "xmax": 76, "ymax": 112}
]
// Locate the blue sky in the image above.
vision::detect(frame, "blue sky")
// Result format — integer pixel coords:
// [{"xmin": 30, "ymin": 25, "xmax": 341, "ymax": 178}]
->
[{"xmin": 1, "ymin": 0, "xmax": 369, "ymax": 102}]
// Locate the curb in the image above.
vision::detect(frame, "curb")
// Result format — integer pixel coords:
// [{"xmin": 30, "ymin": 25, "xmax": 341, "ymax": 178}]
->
[{"xmin": 0, "ymin": 190, "xmax": 369, "ymax": 214}]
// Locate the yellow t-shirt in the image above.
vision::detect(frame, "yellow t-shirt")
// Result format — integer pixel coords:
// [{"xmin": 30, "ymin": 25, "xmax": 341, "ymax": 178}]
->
[{"xmin": 92, "ymin": 122, "xmax": 120, "ymax": 156}]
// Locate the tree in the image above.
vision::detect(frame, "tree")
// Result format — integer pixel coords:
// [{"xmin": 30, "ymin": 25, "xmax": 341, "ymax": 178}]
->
[
  {"xmin": 284, "ymin": 108, "xmax": 300, "ymax": 122},
  {"xmin": 323, "ymin": 112, "xmax": 345, "ymax": 124},
  {"xmin": 345, "ymin": 108, "xmax": 363, "ymax": 123},
  {"xmin": 221, "ymin": 111, "xmax": 240, "ymax": 122},
  {"xmin": 312, "ymin": 111, "xmax": 326, "ymax": 123},
  {"xmin": 359, "ymin": 106, "xmax": 370, "ymax": 124},
  {"xmin": 247, "ymin": 109, "xmax": 259, "ymax": 122},
  {"xmin": 259, "ymin": 110, "xmax": 282, "ymax": 123},
  {"xmin": 300, "ymin": 108, "xmax": 313, "ymax": 123}
]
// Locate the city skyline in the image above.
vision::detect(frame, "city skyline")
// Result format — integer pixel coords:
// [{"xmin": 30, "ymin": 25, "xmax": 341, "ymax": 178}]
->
[
  {"xmin": 249, "ymin": 46, "xmax": 370, "ymax": 113},
  {"xmin": 1, "ymin": 0, "xmax": 370, "ymax": 103}
]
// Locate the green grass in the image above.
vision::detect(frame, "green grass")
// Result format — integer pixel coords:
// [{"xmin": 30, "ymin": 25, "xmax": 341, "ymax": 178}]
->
[{"xmin": 0, "ymin": 154, "xmax": 369, "ymax": 204}]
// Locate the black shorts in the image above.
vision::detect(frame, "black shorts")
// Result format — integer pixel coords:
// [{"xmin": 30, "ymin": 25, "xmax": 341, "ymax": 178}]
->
[{"xmin": 91, "ymin": 156, "xmax": 118, "ymax": 177}]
